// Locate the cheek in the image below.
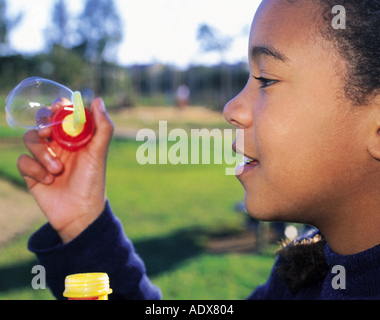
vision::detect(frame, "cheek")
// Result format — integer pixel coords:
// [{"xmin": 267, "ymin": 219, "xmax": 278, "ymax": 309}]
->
[
  {"xmin": 254, "ymin": 104, "xmax": 348, "ymax": 198},
  {"xmin": 272, "ymin": 127, "xmax": 363, "ymax": 207},
  {"xmin": 255, "ymin": 103, "xmax": 313, "ymax": 170}
]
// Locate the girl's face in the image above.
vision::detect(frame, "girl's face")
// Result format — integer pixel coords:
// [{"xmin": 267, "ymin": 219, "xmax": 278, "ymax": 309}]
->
[{"xmin": 224, "ymin": 0, "xmax": 375, "ymax": 227}]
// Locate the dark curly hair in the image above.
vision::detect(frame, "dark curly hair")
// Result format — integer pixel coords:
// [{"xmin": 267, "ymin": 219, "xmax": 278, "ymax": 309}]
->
[
  {"xmin": 276, "ymin": 233, "xmax": 329, "ymax": 294},
  {"xmin": 318, "ymin": 0, "xmax": 380, "ymax": 105},
  {"xmin": 290, "ymin": 0, "xmax": 380, "ymax": 105}
]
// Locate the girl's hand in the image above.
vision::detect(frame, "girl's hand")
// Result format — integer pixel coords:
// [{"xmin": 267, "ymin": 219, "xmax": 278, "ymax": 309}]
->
[{"xmin": 17, "ymin": 98, "xmax": 114, "ymax": 244}]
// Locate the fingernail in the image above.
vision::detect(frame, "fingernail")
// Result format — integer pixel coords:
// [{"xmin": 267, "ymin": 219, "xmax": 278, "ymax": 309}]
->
[
  {"xmin": 98, "ymin": 98, "xmax": 106, "ymax": 112},
  {"xmin": 49, "ymin": 159, "xmax": 62, "ymax": 173},
  {"xmin": 36, "ymin": 108, "xmax": 53, "ymax": 127}
]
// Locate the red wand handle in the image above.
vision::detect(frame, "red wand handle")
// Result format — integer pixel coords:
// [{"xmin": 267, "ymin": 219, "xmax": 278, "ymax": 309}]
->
[{"xmin": 51, "ymin": 107, "xmax": 95, "ymax": 151}]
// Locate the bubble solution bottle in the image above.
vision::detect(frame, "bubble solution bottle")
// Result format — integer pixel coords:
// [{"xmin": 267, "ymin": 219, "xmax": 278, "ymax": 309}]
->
[
  {"xmin": 5, "ymin": 77, "xmax": 95, "ymax": 151},
  {"xmin": 63, "ymin": 273, "xmax": 113, "ymax": 300}
]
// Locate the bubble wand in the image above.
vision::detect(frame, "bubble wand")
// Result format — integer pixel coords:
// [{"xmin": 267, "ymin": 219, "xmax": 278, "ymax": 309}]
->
[{"xmin": 5, "ymin": 77, "xmax": 95, "ymax": 151}]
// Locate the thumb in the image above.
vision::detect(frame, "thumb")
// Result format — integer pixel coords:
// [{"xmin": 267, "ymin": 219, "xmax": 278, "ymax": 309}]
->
[{"xmin": 89, "ymin": 98, "xmax": 114, "ymax": 154}]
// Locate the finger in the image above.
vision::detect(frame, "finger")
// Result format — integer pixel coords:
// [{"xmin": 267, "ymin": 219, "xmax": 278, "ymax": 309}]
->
[
  {"xmin": 17, "ymin": 154, "xmax": 54, "ymax": 188},
  {"xmin": 90, "ymin": 98, "xmax": 114, "ymax": 154},
  {"xmin": 23, "ymin": 130, "xmax": 63, "ymax": 174},
  {"xmin": 38, "ymin": 126, "xmax": 52, "ymax": 140},
  {"xmin": 36, "ymin": 107, "xmax": 53, "ymax": 128},
  {"xmin": 52, "ymin": 97, "xmax": 73, "ymax": 112},
  {"xmin": 39, "ymin": 98, "xmax": 71, "ymax": 138}
]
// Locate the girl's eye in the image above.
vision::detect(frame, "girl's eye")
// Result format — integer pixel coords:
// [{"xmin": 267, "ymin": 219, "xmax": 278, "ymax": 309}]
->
[{"xmin": 253, "ymin": 76, "xmax": 278, "ymax": 89}]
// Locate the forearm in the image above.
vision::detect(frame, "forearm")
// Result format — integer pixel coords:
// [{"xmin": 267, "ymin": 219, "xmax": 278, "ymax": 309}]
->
[{"xmin": 28, "ymin": 201, "xmax": 162, "ymax": 300}]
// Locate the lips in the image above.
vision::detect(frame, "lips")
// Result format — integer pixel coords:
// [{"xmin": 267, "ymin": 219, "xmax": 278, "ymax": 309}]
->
[
  {"xmin": 244, "ymin": 156, "xmax": 258, "ymax": 165},
  {"xmin": 243, "ymin": 157, "xmax": 259, "ymax": 171},
  {"xmin": 235, "ymin": 156, "xmax": 259, "ymax": 176},
  {"xmin": 232, "ymin": 140, "xmax": 259, "ymax": 176}
]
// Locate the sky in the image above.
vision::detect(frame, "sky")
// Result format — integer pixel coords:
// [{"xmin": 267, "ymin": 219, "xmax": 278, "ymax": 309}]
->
[{"xmin": 6, "ymin": 0, "xmax": 262, "ymax": 68}]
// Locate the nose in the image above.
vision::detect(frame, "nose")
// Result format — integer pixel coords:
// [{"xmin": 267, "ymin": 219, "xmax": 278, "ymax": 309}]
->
[{"xmin": 223, "ymin": 82, "xmax": 254, "ymax": 129}]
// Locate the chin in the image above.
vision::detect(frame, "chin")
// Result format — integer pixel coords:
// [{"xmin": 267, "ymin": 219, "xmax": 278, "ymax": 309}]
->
[
  {"xmin": 244, "ymin": 196, "xmax": 301, "ymax": 224},
  {"xmin": 245, "ymin": 199, "xmax": 277, "ymax": 222}
]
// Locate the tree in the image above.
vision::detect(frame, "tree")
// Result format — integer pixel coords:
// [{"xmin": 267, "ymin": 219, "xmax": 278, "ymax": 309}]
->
[
  {"xmin": 0, "ymin": 0, "xmax": 23, "ymax": 56},
  {"xmin": 197, "ymin": 24, "xmax": 232, "ymax": 62},
  {"xmin": 75, "ymin": 0, "xmax": 123, "ymax": 95},
  {"xmin": 78, "ymin": 0, "xmax": 123, "ymax": 64},
  {"xmin": 42, "ymin": 0, "xmax": 92, "ymax": 94},
  {"xmin": 196, "ymin": 24, "xmax": 234, "ymax": 106},
  {"xmin": 45, "ymin": 0, "xmax": 73, "ymax": 49}
]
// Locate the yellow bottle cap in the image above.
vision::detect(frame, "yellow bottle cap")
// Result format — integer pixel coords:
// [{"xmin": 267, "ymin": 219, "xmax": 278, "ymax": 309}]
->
[{"xmin": 63, "ymin": 273, "xmax": 112, "ymax": 300}]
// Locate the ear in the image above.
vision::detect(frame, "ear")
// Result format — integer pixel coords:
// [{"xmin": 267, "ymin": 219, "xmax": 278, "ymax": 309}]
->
[
  {"xmin": 367, "ymin": 96, "xmax": 380, "ymax": 161},
  {"xmin": 368, "ymin": 132, "xmax": 380, "ymax": 161}
]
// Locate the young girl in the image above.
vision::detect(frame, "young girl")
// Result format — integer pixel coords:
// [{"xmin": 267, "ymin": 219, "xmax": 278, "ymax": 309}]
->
[{"xmin": 18, "ymin": 0, "xmax": 380, "ymax": 299}]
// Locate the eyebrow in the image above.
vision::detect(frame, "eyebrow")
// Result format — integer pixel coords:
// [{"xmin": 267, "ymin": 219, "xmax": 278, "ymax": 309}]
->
[{"xmin": 250, "ymin": 45, "xmax": 289, "ymax": 63}]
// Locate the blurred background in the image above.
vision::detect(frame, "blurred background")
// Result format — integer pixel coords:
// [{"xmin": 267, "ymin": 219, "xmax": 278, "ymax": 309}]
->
[
  {"xmin": 1, "ymin": 0, "xmax": 257, "ymax": 109},
  {"xmin": 0, "ymin": 0, "xmax": 308, "ymax": 300}
]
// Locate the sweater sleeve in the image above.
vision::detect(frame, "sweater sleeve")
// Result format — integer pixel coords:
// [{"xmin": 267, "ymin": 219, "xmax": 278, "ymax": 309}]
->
[{"xmin": 28, "ymin": 201, "xmax": 162, "ymax": 300}]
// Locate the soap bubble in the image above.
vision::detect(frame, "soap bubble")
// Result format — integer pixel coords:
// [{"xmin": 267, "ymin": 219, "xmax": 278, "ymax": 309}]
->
[{"xmin": 5, "ymin": 77, "xmax": 78, "ymax": 129}]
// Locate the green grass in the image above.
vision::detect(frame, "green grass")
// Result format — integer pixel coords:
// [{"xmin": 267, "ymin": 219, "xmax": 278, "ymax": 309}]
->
[
  {"xmin": 0, "ymin": 109, "xmax": 276, "ymax": 300},
  {"xmin": 154, "ymin": 254, "xmax": 274, "ymax": 300}
]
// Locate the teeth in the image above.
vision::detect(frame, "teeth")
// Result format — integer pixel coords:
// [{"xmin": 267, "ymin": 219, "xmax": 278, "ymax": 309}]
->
[{"xmin": 244, "ymin": 156, "xmax": 254, "ymax": 164}]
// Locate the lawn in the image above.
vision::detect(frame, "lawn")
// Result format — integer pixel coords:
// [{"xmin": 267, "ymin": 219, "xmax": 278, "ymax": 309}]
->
[{"xmin": 0, "ymin": 105, "xmax": 276, "ymax": 300}]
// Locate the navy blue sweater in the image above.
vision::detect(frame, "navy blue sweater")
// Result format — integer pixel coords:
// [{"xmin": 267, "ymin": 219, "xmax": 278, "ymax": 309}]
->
[{"xmin": 28, "ymin": 202, "xmax": 380, "ymax": 300}]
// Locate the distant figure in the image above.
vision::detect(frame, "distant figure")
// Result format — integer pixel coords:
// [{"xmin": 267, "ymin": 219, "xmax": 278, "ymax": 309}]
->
[{"xmin": 176, "ymin": 85, "xmax": 190, "ymax": 109}]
